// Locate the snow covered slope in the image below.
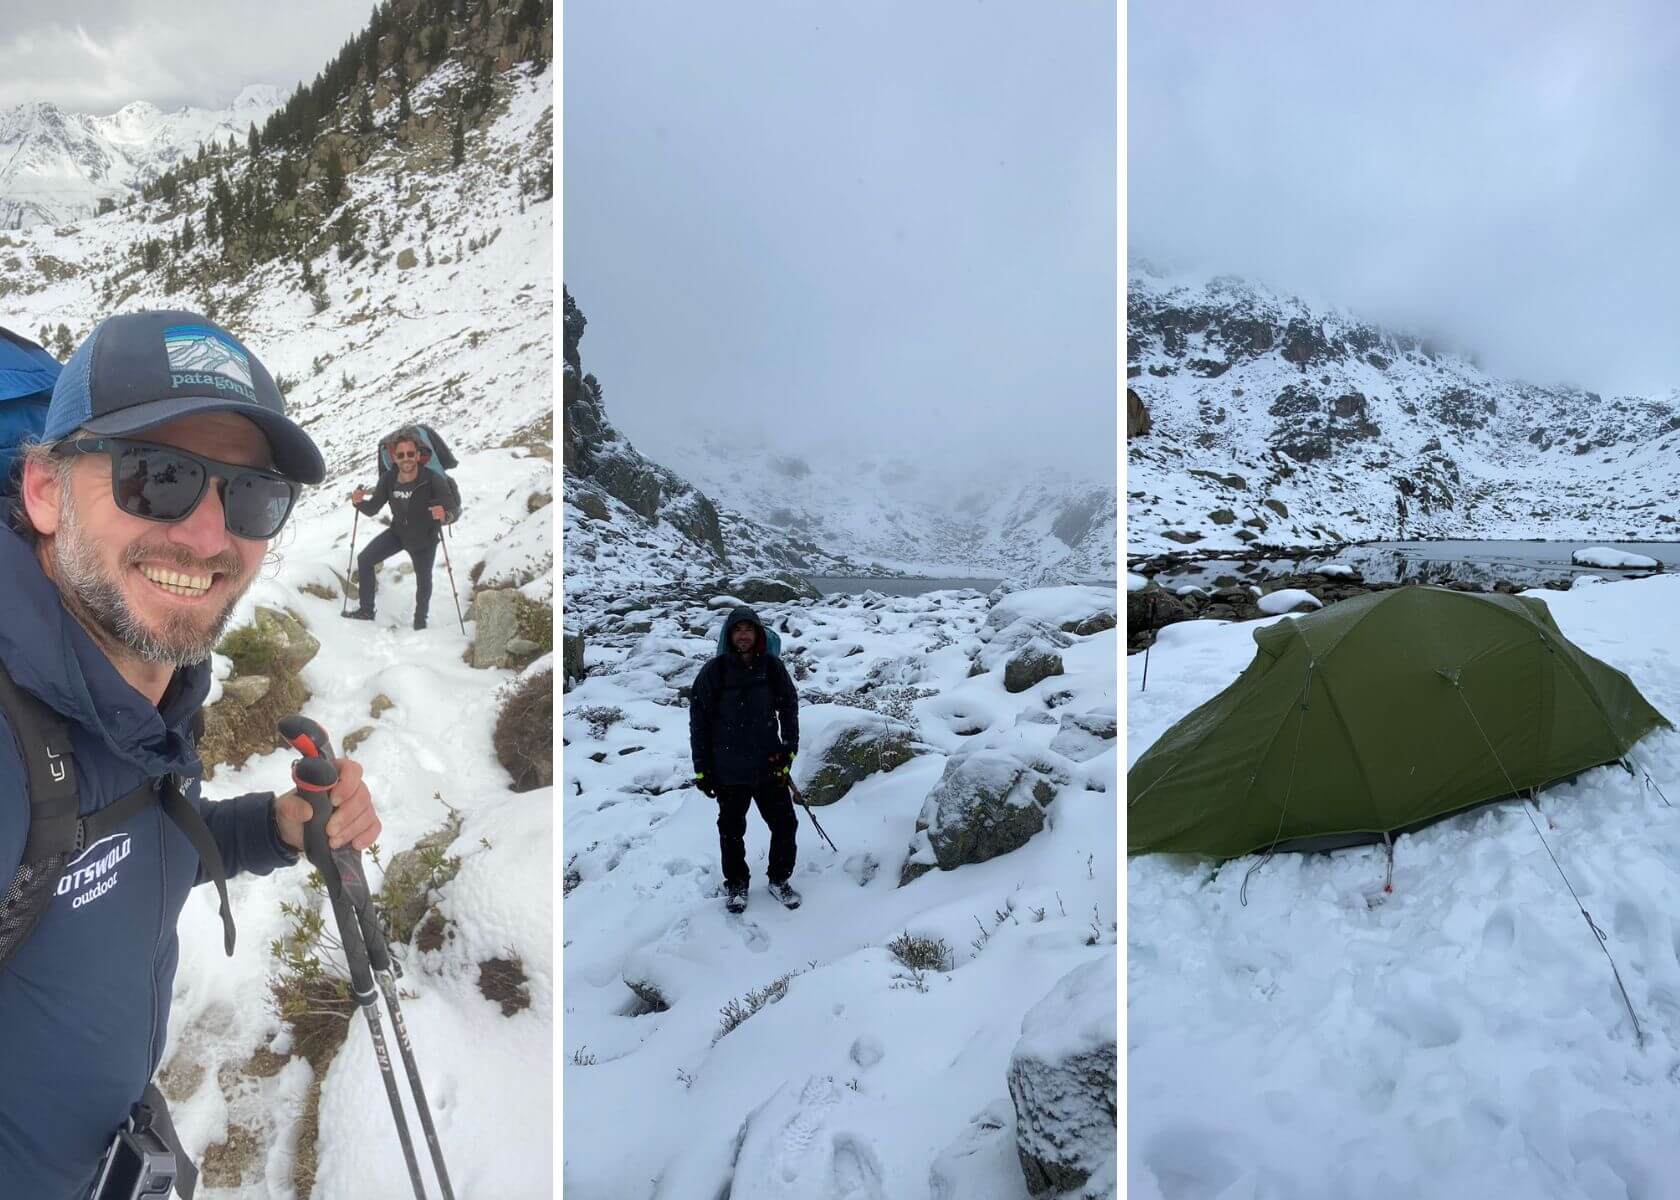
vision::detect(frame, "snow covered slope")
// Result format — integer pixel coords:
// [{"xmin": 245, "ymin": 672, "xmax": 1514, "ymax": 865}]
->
[
  {"xmin": 652, "ymin": 432, "xmax": 1117, "ymax": 580},
  {"xmin": 563, "ymin": 583, "xmax": 1118, "ymax": 1197},
  {"xmin": 0, "ymin": 86, "xmax": 284, "ymax": 228},
  {"xmin": 1127, "ymin": 262, "xmax": 1680, "ymax": 556},
  {"xmin": 1128, "ymin": 577, "xmax": 1680, "ymax": 1199}
]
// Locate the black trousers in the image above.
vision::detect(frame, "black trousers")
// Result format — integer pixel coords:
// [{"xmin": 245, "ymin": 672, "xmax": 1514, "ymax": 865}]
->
[
  {"xmin": 357, "ymin": 528, "xmax": 436, "ymax": 620},
  {"xmin": 716, "ymin": 776, "xmax": 798, "ymax": 887}
]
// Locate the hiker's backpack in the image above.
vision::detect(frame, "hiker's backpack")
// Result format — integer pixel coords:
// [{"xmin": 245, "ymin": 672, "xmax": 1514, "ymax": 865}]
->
[
  {"xmin": 0, "ymin": 668, "xmax": 236, "ymax": 971},
  {"xmin": 0, "ymin": 326, "xmax": 63, "ymax": 493},
  {"xmin": 715, "ymin": 621, "xmax": 782, "ymax": 658},
  {"xmin": 378, "ymin": 423, "xmax": 457, "ymax": 476},
  {"xmin": 378, "ymin": 424, "xmax": 462, "ymax": 520}
]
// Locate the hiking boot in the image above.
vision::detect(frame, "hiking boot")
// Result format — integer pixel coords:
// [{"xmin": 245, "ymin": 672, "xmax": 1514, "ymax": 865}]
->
[
  {"xmin": 725, "ymin": 882, "xmax": 748, "ymax": 915},
  {"xmin": 414, "ymin": 614, "xmax": 427, "ymax": 630},
  {"xmin": 342, "ymin": 609, "xmax": 374, "ymax": 621},
  {"xmin": 767, "ymin": 879, "xmax": 802, "ymax": 910}
]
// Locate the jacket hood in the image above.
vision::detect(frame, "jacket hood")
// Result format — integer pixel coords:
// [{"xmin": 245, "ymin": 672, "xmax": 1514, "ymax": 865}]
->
[
  {"xmin": 0, "ymin": 525, "xmax": 209, "ymax": 777},
  {"xmin": 720, "ymin": 606, "xmax": 768, "ymax": 656}
]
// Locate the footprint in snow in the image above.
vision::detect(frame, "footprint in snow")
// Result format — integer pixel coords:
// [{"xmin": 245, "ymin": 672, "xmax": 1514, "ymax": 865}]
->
[
  {"xmin": 1614, "ymin": 899, "xmax": 1647, "ymax": 950},
  {"xmin": 730, "ymin": 1076, "xmax": 886, "ymax": 1200},
  {"xmin": 730, "ymin": 917, "xmax": 771, "ymax": 953},
  {"xmin": 1482, "ymin": 907, "xmax": 1516, "ymax": 954}
]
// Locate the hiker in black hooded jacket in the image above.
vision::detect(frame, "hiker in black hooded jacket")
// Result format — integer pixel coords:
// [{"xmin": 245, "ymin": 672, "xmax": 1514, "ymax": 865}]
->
[
  {"xmin": 345, "ymin": 428, "xmax": 458, "ymax": 629},
  {"xmin": 690, "ymin": 606, "xmax": 802, "ymax": 912}
]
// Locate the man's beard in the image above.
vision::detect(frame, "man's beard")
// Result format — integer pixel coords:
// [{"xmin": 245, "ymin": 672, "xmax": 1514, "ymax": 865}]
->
[{"xmin": 51, "ymin": 485, "xmax": 249, "ymax": 667}]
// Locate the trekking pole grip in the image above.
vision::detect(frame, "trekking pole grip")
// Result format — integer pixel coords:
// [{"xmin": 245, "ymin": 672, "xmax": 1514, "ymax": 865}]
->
[{"xmin": 278, "ymin": 709, "xmax": 393, "ymax": 974}]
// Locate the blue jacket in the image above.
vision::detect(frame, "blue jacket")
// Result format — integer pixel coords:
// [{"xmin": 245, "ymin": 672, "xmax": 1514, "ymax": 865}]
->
[{"xmin": 0, "ymin": 525, "xmax": 299, "ymax": 1198}]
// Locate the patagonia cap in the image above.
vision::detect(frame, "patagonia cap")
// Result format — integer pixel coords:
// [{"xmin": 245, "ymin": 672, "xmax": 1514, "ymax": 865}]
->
[{"xmin": 43, "ymin": 311, "xmax": 325, "ymax": 484}]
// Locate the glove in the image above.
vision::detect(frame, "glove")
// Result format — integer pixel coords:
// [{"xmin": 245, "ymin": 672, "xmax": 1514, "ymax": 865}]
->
[
  {"xmin": 768, "ymin": 749, "xmax": 795, "ymax": 780},
  {"xmin": 694, "ymin": 772, "xmax": 718, "ymax": 799}
]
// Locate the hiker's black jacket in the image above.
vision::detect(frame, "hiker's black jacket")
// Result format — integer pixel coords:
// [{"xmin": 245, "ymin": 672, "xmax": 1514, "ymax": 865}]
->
[
  {"xmin": 0, "ymin": 525, "xmax": 297, "ymax": 1198},
  {"xmin": 690, "ymin": 608, "xmax": 799, "ymax": 787},
  {"xmin": 355, "ymin": 468, "xmax": 458, "ymax": 553}
]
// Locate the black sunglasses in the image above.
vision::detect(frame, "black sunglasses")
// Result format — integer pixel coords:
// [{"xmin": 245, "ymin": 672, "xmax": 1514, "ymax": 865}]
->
[{"xmin": 55, "ymin": 437, "xmax": 301, "ymax": 540}]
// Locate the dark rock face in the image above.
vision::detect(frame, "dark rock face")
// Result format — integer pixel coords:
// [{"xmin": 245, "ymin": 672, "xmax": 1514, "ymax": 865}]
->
[{"xmin": 1127, "ymin": 388, "xmax": 1152, "ymax": 438}]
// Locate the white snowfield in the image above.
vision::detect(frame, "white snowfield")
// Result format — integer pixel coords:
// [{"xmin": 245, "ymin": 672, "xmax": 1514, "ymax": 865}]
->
[
  {"xmin": 1128, "ymin": 577, "xmax": 1680, "ymax": 1200},
  {"xmin": 563, "ymin": 585, "xmax": 1118, "ymax": 1198},
  {"xmin": 1572, "ymin": 546, "xmax": 1660, "ymax": 570}
]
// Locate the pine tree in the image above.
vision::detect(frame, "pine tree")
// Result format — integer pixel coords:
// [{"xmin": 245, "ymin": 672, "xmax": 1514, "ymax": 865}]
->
[
  {"xmin": 451, "ymin": 108, "xmax": 465, "ymax": 166},
  {"xmin": 301, "ymin": 256, "xmax": 316, "ymax": 290},
  {"xmin": 181, "ymin": 218, "xmax": 195, "ymax": 252},
  {"xmin": 323, "ymin": 153, "xmax": 347, "ymax": 209},
  {"xmin": 205, "ymin": 199, "xmax": 219, "ymax": 243},
  {"xmin": 397, "ymin": 70, "xmax": 411, "ymax": 125},
  {"xmin": 358, "ymin": 90, "xmax": 375, "ymax": 135},
  {"xmin": 37, "ymin": 325, "xmax": 49, "ymax": 348},
  {"xmin": 248, "ymin": 122, "xmax": 259, "ymax": 158},
  {"xmin": 54, "ymin": 325, "xmax": 73, "ymax": 360}
]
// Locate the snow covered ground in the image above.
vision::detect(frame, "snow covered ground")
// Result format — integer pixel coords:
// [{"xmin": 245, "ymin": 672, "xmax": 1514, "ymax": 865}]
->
[
  {"xmin": 562, "ymin": 583, "xmax": 1118, "ymax": 1197},
  {"xmin": 164, "ymin": 444, "xmax": 553, "ymax": 1199},
  {"xmin": 1127, "ymin": 576, "xmax": 1680, "ymax": 1199}
]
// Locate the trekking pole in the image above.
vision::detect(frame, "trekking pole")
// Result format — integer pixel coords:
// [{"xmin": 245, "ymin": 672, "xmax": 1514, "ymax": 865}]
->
[
  {"xmin": 787, "ymin": 779, "xmax": 839, "ymax": 853},
  {"xmin": 343, "ymin": 506, "xmax": 361, "ymax": 617},
  {"xmin": 437, "ymin": 530, "xmax": 467, "ymax": 635},
  {"xmin": 280, "ymin": 717, "xmax": 457, "ymax": 1200},
  {"xmin": 1141, "ymin": 640, "xmax": 1151, "ymax": 692}
]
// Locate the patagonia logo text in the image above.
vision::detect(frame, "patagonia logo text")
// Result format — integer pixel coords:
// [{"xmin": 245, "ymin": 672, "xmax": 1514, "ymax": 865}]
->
[{"xmin": 164, "ymin": 324, "xmax": 257, "ymax": 402}]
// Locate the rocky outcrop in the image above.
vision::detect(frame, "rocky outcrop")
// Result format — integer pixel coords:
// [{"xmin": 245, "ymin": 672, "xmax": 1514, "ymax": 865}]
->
[
  {"xmin": 1126, "ymin": 388, "xmax": 1151, "ymax": 438},
  {"xmin": 200, "ymin": 607, "xmax": 319, "ymax": 776},
  {"xmin": 378, "ymin": 812, "xmax": 464, "ymax": 945},
  {"xmin": 563, "ymin": 289, "xmax": 729, "ymax": 562}
]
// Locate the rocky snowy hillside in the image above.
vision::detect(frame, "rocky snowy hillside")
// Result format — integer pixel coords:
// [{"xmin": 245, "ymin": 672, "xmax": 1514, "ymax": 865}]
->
[
  {"xmin": 3, "ymin": 1, "xmax": 554, "ymax": 1193},
  {"xmin": 1127, "ymin": 262, "xmax": 1680, "ymax": 556},
  {"xmin": 563, "ymin": 581, "xmax": 1118, "ymax": 1198},
  {"xmin": 0, "ymin": 86, "xmax": 285, "ymax": 228},
  {"xmin": 564, "ymin": 289, "xmax": 878, "ymax": 596},
  {"xmin": 649, "ymin": 434, "xmax": 1117, "ymax": 582}
]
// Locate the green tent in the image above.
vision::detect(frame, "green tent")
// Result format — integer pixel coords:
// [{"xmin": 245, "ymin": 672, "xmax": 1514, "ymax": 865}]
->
[{"xmin": 1128, "ymin": 586, "xmax": 1670, "ymax": 858}]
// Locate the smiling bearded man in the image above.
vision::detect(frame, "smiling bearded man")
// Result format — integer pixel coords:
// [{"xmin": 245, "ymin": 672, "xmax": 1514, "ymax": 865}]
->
[{"xmin": 0, "ymin": 313, "xmax": 385, "ymax": 1199}]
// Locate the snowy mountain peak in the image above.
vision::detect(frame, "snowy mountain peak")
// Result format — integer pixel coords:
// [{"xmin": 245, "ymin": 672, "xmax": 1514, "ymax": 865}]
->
[
  {"xmin": 0, "ymin": 88, "xmax": 284, "ymax": 229},
  {"xmin": 1127, "ymin": 267, "xmax": 1680, "ymax": 556}
]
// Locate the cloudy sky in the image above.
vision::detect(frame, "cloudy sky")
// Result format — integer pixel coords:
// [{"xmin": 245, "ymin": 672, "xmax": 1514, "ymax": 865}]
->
[
  {"xmin": 1130, "ymin": 1, "xmax": 1680, "ymax": 397},
  {"xmin": 565, "ymin": 0, "xmax": 1117, "ymax": 494},
  {"xmin": 0, "ymin": 2, "xmax": 368, "ymax": 111}
]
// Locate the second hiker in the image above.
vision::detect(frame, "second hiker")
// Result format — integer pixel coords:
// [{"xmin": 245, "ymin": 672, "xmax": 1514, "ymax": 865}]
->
[
  {"xmin": 345, "ymin": 426, "xmax": 459, "ymax": 629},
  {"xmin": 689, "ymin": 606, "xmax": 802, "ymax": 913}
]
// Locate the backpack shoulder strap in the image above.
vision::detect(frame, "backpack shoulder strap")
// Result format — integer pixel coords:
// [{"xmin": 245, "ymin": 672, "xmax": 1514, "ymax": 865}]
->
[{"xmin": 0, "ymin": 667, "xmax": 80, "ymax": 861}]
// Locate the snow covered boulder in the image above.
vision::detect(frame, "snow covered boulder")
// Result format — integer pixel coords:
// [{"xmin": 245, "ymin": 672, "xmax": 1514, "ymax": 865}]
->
[
  {"xmin": 900, "ymin": 749, "xmax": 1064, "ymax": 885},
  {"xmin": 1004, "ymin": 643, "xmax": 1065, "ymax": 693},
  {"xmin": 986, "ymin": 585, "xmax": 1116, "ymax": 636},
  {"xmin": 1573, "ymin": 546, "xmax": 1660, "ymax": 570},
  {"xmin": 623, "ymin": 635, "xmax": 710, "ymax": 684},
  {"xmin": 1049, "ymin": 711, "xmax": 1117, "ymax": 762},
  {"xmin": 1008, "ymin": 950, "xmax": 1118, "ymax": 1196},
  {"xmin": 796, "ymin": 706, "xmax": 926, "ymax": 806},
  {"xmin": 469, "ymin": 588, "xmax": 521, "ymax": 668},
  {"xmin": 723, "ymin": 573, "xmax": 820, "ymax": 603},
  {"xmin": 1257, "ymin": 588, "xmax": 1322, "ymax": 616}
]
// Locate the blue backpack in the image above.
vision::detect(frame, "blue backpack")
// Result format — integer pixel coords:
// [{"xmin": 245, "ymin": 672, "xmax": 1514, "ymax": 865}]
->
[
  {"xmin": 378, "ymin": 423, "xmax": 462, "ymax": 520},
  {"xmin": 0, "ymin": 327, "xmax": 62, "ymax": 494}
]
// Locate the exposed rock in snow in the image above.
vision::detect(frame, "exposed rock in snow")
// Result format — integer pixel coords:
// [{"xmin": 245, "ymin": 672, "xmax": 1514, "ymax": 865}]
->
[
  {"xmin": 1003, "ymin": 643, "xmax": 1066, "ymax": 693},
  {"xmin": 1008, "ymin": 950, "xmax": 1118, "ymax": 1196},
  {"xmin": 795, "ymin": 706, "xmax": 926, "ymax": 806},
  {"xmin": 900, "ymin": 747, "xmax": 1065, "ymax": 885}
]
